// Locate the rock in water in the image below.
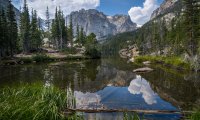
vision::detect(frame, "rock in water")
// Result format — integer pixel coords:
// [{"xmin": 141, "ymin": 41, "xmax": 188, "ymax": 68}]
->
[{"xmin": 133, "ymin": 67, "xmax": 154, "ymax": 73}]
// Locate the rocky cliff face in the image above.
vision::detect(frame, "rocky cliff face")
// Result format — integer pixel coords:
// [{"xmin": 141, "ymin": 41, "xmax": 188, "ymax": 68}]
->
[
  {"xmin": 107, "ymin": 15, "xmax": 136, "ymax": 33},
  {"xmin": 151, "ymin": 0, "xmax": 180, "ymax": 20},
  {"xmin": 67, "ymin": 9, "xmax": 137, "ymax": 40}
]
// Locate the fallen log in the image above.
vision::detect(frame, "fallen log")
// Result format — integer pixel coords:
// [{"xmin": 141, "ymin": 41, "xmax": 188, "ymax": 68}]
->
[
  {"xmin": 133, "ymin": 67, "xmax": 154, "ymax": 73},
  {"xmin": 65, "ymin": 108, "xmax": 193, "ymax": 114}
]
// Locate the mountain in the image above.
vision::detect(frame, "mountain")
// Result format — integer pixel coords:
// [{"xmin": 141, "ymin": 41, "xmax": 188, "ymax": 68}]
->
[
  {"xmin": 0, "ymin": 0, "xmax": 21, "ymax": 23},
  {"xmin": 66, "ymin": 9, "xmax": 137, "ymax": 40}
]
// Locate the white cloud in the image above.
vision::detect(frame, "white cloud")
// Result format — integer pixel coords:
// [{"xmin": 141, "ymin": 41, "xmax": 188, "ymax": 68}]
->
[
  {"xmin": 18, "ymin": 0, "xmax": 100, "ymax": 19},
  {"xmin": 128, "ymin": 0, "xmax": 158, "ymax": 26},
  {"xmin": 128, "ymin": 75, "xmax": 157, "ymax": 105}
]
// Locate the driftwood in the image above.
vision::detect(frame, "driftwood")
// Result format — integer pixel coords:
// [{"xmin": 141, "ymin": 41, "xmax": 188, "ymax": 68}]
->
[
  {"xmin": 65, "ymin": 108, "xmax": 193, "ymax": 115},
  {"xmin": 133, "ymin": 67, "xmax": 154, "ymax": 73}
]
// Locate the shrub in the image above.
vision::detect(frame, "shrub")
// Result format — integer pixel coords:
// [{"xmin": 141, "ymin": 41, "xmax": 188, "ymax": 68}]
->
[
  {"xmin": 32, "ymin": 54, "xmax": 53, "ymax": 62},
  {"xmin": 85, "ymin": 46, "xmax": 101, "ymax": 58}
]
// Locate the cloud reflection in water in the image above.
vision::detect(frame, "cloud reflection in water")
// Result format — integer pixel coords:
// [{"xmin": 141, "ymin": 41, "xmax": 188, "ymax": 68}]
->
[
  {"xmin": 74, "ymin": 91, "xmax": 103, "ymax": 109},
  {"xmin": 128, "ymin": 75, "xmax": 157, "ymax": 105}
]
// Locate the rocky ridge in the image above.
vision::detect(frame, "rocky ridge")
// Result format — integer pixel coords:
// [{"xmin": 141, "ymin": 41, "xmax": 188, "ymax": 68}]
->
[
  {"xmin": 151, "ymin": 0, "xmax": 181, "ymax": 20},
  {"xmin": 66, "ymin": 9, "xmax": 137, "ymax": 40}
]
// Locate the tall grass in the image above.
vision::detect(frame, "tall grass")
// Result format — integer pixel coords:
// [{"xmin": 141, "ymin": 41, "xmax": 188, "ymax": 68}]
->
[
  {"xmin": 123, "ymin": 112, "xmax": 141, "ymax": 120},
  {"xmin": 189, "ymin": 110, "xmax": 200, "ymax": 120},
  {"xmin": 0, "ymin": 83, "xmax": 77, "ymax": 120}
]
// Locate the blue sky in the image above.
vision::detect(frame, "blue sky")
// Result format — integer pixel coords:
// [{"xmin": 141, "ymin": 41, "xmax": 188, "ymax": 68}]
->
[
  {"xmin": 97, "ymin": 0, "xmax": 163, "ymax": 16},
  {"xmin": 12, "ymin": 0, "xmax": 164, "ymax": 25}
]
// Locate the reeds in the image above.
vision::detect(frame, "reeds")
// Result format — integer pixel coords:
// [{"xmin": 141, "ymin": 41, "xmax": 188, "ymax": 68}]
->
[
  {"xmin": 0, "ymin": 83, "xmax": 77, "ymax": 120},
  {"xmin": 123, "ymin": 112, "xmax": 141, "ymax": 120}
]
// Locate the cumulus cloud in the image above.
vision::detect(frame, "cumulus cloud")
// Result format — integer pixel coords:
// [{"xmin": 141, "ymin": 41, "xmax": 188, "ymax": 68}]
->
[
  {"xmin": 128, "ymin": 0, "xmax": 158, "ymax": 26},
  {"xmin": 128, "ymin": 75, "xmax": 157, "ymax": 105},
  {"xmin": 17, "ymin": 0, "xmax": 100, "ymax": 19}
]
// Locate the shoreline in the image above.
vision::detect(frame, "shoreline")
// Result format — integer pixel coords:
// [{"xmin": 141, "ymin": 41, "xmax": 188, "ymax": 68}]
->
[{"xmin": 0, "ymin": 53, "xmax": 98, "ymax": 66}]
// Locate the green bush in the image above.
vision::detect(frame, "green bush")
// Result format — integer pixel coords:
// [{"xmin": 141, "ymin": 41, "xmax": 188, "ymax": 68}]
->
[
  {"xmin": 32, "ymin": 54, "xmax": 53, "ymax": 62},
  {"xmin": 85, "ymin": 46, "xmax": 101, "ymax": 58},
  {"xmin": 0, "ymin": 83, "xmax": 76, "ymax": 120}
]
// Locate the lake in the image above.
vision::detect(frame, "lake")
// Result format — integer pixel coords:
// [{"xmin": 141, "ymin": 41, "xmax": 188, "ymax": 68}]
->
[{"xmin": 0, "ymin": 57, "xmax": 199, "ymax": 120}]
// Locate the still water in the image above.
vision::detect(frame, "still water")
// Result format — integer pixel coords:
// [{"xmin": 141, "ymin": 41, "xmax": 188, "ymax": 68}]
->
[{"xmin": 0, "ymin": 58, "xmax": 200, "ymax": 120}]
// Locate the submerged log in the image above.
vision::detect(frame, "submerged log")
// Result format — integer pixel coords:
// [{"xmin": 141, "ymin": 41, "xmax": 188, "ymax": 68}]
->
[
  {"xmin": 65, "ymin": 108, "xmax": 193, "ymax": 114},
  {"xmin": 133, "ymin": 67, "xmax": 154, "ymax": 73},
  {"xmin": 143, "ymin": 61, "xmax": 151, "ymax": 65}
]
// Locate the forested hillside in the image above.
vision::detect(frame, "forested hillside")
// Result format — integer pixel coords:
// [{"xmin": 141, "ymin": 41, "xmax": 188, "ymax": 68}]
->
[{"xmin": 103, "ymin": 0, "xmax": 200, "ymax": 57}]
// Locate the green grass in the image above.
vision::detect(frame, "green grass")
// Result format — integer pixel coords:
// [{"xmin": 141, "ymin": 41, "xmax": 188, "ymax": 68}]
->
[
  {"xmin": 0, "ymin": 83, "xmax": 77, "ymax": 120},
  {"xmin": 134, "ymin": 56, "xmax": 190, "ymax": 70}
]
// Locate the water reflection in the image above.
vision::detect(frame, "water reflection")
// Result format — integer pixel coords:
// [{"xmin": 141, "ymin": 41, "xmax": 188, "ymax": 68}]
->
[
  {"xmin": 128, "ymin": 75, "xmax": 157, "ymax": 105},
  {"xmin": 75, "ymin": 91, "xmax": 103, "ymax": 109},
  {"xmin": 44, "ymin": 68, "xmax": 54, "ymax": 87},
  {"xmin": 0, "ymin": 58, "xmax": 200, "ymax": 112}
]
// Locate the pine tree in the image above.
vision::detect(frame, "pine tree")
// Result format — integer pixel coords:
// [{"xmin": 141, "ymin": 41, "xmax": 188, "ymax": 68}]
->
[
  {"xmin": 6, "ymin": 0, "xmax": 18, "ymax": 57},
  {"xmin": 45, "ymin": 6, "xmax": 51, "ymax": 47},
  {"xmin": 68, "ymin": 14, "xmax": 73, "ymax": 48},
  {"xmin": 20, "ymin": 0, "xmax": 31, "ymax": 53},
  {"xmin": 193, "ymin": 0, "xmax": 200, "ymax": 54},
  {"xmin": 51, "ymin": 7, "xmax": 67, "ymax": 50},
  {"xmin": 152, "ymin": 21, "xmax": 159, "ymax": 53},
  {"xmin": 51, "ymin": 19, "xmax": 56, "ymax": 47},
  {"xmin": 45, "ymin": 6, "xmax": 50, "ymax": 31},
  {"xmin": 61, "ymin": 11, "xmax": 67, "ymax": 47},
  {"xmin": 30, "ymin": 10, "xmax": 42, "ymax": 50},
  {"xmin": 161, "ymin": 19, "xmax": 168, "ymax": 51},
  {"xmin": 0, "ymin": 9, "xmax": 4, "ymax": 58},
  {"xmin": 183, "ymin": 0, "xmax": 199, "ymax": 56},
  {"xmin": 58, "ymin": 8, "xmax": 63, "ymax": 49},
  {"xmin": 55, "ymin": 7, "xmax": 60, "ymax": 49},
  {"xmin": 51, "ymin": 7, "xmax": 59, "ymax": 49},
  {"xmin": 0, "ymin": 9, "xmax": 8, "ymax": 57},
  {"xmin": 80, "ymin": 27, "xmax": 85, "ymax": 45},
  {"xmin": 76, "ymin": 24, "xmax": 80, "ymax": 43}
]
